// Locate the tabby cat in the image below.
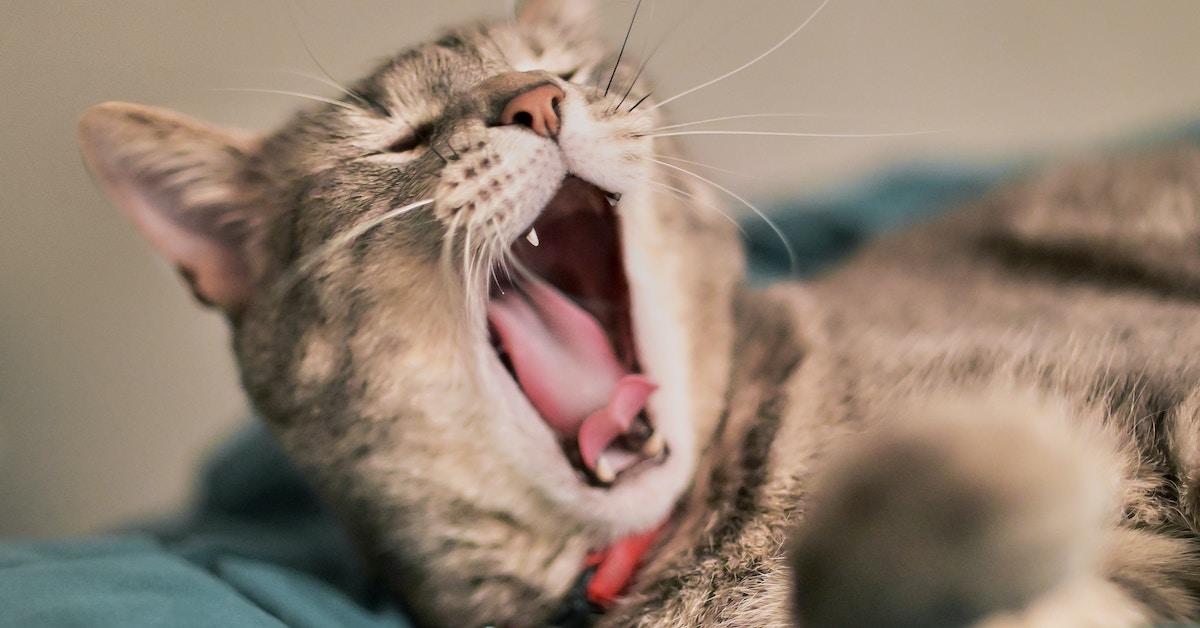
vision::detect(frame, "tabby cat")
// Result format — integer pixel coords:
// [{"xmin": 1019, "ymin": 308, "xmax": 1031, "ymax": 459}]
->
[{"xmin": 77, "ymin": 0, "xmax": 1200, "ymax": 625}]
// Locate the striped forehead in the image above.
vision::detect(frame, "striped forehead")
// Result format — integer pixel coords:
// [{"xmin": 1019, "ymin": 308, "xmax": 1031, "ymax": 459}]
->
[
  {"xmin": 368, "ymin": 41, "xmax": 496, "ymax": 121},
  {"xmin": 365, "ymin": 21, "xmax": 598, "ymax": 114}
]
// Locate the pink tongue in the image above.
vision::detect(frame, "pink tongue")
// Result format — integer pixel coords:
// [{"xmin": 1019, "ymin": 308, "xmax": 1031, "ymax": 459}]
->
[
  {"xmin": 576, "ymin": 375, "xmax": 657, "ymax": 470},
  {"xmin": 488, "ymin": 277, "xmax": 656, "ymax": 469}
]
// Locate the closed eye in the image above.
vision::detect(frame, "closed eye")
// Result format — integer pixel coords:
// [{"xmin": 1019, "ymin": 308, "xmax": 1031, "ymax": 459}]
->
[
  {"xmin": 386, "ymin": 134, "xmax": 423, "ymax": 153},
  {"xmin": 385, "ymin": 121, "xmax": 436, "ymax": 154}
]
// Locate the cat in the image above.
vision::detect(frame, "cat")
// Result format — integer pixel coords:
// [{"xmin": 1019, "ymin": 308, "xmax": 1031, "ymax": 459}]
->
[{"xmin": 76, "ymin": 0, "xmax": 1200, "ymax": 626}]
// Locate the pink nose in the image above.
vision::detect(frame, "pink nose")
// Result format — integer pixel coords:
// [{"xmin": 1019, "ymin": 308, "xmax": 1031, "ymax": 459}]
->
[{"xmin": 500, "ymin": 83, "xmax": 565, "ymax": 138}]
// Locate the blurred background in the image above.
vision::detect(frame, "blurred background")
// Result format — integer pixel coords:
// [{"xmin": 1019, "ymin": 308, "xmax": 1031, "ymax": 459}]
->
[{"xmin": 2, "ymin": 0, "xmax": 1199, "ymax": 538}]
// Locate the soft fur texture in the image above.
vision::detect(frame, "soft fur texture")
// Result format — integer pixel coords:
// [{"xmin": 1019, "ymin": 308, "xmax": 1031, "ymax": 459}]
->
[{"xmin": 78, "ymin": 1, "xmax": 1200, "ymax": 626}]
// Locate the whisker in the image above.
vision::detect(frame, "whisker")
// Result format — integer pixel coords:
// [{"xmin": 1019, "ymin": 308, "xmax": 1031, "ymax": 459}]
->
[
  {"xmin": 617, "ymin": 0, "xmax": 721, "ymax": 112},
  {"xmin": 496, "ymin": 229, "xmax": 522, "ymax": 296},
  {"xmin": 628, "ymin": 92, "xmax": 654, "ymax": 112},
  {"xmin": 284, "ymin": 0, "xmax": 366, "ymax": 105},
  {"xmin": 477, "ymin": 226, "xmax": 499, "ymax": 291},
  {"xmin": 605, "ymin": 0, "xmax": 644, "ymax": 97},
  {"xmin": 615, "ymin": 58, "xmax": 652, "ymax": 112},
  {"xmin": 613, "ymin": 0, "xmax": 662, "ymax": 111},
  {"xmin": 469, "ymin": 223, "xmax": 496, "ymax": 307},
  {"xmin": 648, "ymin": 112, "xmax": 830, "ymax": 133},
  {"xmin": 462, "ymin": 224, "xmax": 489, "ymax": 327},
  {"xmin": 492, "ymin": 231, "xmax": 516, "ymax": 295},
  {"xmin": 273, "ymin": 68, "xmax": 367, "ymax": 105},
  {"xmin": 441, "ymin": 210, "xmax": 466, "ymax": 283},
  {"xmin": 462, "ymin": 223, "xmax": 477, "ymax": 294},
  {"xmin": 230, "ymin": 67, "xmax": 365, "ymax": 104},
  {"xmin": 652, "ymin": 153, "xmax": 764, "ymax": 180},
  {"xmin": 468, "ymin": 224, "xmax": 506, "ymax": 331},
  {"xmin": 642, "ymin": 129, "xmax": 940, "ymax": 140},
  {"xmin": 641, "ymin": 177, "xmax": 746, "ymax": 235},
  {"xmin": 499, "ymin": 255, "xmax": 541, "ymax": 313},
  {"xmin": 648, "ymin": 0, "xmax": 832, "ymax": 113},
  {"xmin": 474, "ymin": 244, "xmax": 492, "ymax": 307},
  {"xmin": 649, "ymin": 158, "xmax": 798, "ymax": 274},
  {"xmin": 489, "ymin": 253, "xmax": 504, "ymax": 297},
  {"xmin": 428, "ymin": 143, "xmax": 450, "ymax": 165},
  {"xmin": 633, "ymin": 0, "xmax": 658, "ymax": 73},
  {"xmin": 207, "ymin": 88, "xmax": 360, "ymax": 112},
  {"xmin": 274, "ymin": 199, "xmax": 434, "ymax": 297}
]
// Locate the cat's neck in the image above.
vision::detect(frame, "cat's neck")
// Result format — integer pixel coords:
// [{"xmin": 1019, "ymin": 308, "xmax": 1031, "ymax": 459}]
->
[{"xmin": 637, "ymin": 286, "xmax": 816, "ymax": 583}]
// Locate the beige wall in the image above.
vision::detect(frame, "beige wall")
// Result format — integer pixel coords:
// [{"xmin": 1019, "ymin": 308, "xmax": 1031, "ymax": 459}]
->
[{"xmin": 2, "ymin": 0, "xmax": 1199, "ymax": 537}]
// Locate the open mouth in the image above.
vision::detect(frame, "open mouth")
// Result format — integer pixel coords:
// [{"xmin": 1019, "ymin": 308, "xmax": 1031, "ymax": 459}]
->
[{"xmin": 488, "ymin": 176, "xmax": 668, "ymax": 486}]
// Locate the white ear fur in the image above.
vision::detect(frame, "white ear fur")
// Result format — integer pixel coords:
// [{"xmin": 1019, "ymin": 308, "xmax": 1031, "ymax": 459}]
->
[
  {"xmin": 516, "ymin": 0, "xmax": 597, "ymax": 28},
  {"xmin": 77, "ymin": 102, "xmax": 268, "ymax": 311}
]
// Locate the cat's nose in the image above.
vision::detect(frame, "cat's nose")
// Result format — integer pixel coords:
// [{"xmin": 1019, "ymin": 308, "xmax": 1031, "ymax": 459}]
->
[{"xmin": 499, "ymin": 83, "xmax": 565, "ymax": 138}]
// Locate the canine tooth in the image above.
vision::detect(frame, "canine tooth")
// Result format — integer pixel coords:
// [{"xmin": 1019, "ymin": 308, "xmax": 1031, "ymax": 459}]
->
[
  {"xmin": 641, "ymin": 432, "xmax": 664, "ymax": 458},
  {"xmin": 593, "ymin": 455, "xmax": 616, "ymax": 484},
  {"xmin": 526, "ymin": 227, "xmax": 539, "ymax": 247}
]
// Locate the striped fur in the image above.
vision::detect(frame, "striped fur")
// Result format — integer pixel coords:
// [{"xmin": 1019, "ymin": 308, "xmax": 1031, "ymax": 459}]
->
[{"xmin": 78, "ymin": 1, "xmax": 1200, "ymax": 625}]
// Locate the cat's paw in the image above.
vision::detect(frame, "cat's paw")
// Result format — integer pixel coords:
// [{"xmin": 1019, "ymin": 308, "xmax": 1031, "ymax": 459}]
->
[{"xmin": 789, "ymin": 388, "xmax": 1121, "ymax": 628}]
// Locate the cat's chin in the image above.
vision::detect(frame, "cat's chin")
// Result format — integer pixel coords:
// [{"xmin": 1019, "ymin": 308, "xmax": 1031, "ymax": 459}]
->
[{"xmin": 486, "ymin": 176, "xmax": 671, "ymax": 489}]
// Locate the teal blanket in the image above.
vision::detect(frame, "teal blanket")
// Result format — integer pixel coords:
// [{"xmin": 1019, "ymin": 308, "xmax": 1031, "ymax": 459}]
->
[
  {"xmin": 10, "ymin": 129, "xmax": 1192, "ymax": 626},
  {"xmin": 2, "ymin": 424, "xmax": 408, "ymax": 627}
]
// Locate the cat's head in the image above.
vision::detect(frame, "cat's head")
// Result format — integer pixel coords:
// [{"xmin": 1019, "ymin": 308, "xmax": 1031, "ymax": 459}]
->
[{"xmin": 78, "ymin": 0, "xmax": 743, "ymax": 623}]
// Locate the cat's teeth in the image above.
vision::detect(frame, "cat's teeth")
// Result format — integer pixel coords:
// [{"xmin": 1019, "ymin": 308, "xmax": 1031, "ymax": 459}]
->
[
  {"xmin": 641, "ymin": 432, "xmax": 664, "ymax": 458},
  {"xmin": 526, "ymin": 228, "xmax": 539, "ymax": 247},
  {"xmin": 593, "ymin": 455, "xmax": 615, "ymax": 485}
]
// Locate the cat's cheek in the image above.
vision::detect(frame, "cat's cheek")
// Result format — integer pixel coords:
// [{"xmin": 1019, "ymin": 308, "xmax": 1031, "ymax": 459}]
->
[
  {"xmin": 556, "ymin": 96, "xmax": 651, "ymax": 195},
  {"xmin": 434, "ymin": 127, "xmax": 566, "ymax": 239}
]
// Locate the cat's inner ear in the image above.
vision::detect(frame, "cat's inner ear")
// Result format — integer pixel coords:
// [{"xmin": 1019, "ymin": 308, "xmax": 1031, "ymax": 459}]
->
[
  {"xmin": 77, "ymin": 102, "xmax": 269, "ymax": 312},
  {"xmin": 516, "ymin": 0, "xmax": 597, "ymax": 30}
]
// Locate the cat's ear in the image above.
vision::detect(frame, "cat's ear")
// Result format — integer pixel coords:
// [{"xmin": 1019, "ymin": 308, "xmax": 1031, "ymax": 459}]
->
[
  {"xmin": 516, "ymin": 0, "xmax": 597, "ymax": 29},
  {"xmin": 78, "ymin": 102, "xmax": 270, "ymax": 312}
]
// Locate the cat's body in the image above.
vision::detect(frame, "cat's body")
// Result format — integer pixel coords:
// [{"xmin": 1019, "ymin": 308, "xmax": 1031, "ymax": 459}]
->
[
  {"xmin": 609, "ymin": 143, "xmax": 1200, "ymax": 626},
  {"xmin": 76, "ymin": 1, "xmax": 1200, "ymax": 625}
]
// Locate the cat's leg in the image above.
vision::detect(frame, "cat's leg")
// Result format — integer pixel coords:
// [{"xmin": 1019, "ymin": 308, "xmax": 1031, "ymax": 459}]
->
[{"xmin": 788, "ymin": 386, "xmax": 1200, "ymax": 627}]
